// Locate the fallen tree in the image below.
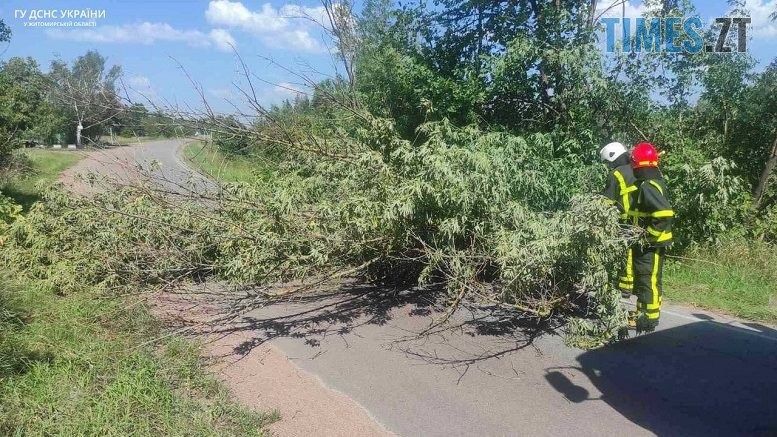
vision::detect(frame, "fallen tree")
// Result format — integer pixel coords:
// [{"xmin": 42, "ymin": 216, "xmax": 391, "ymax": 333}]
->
[{"xmin": 1, "ymin": 113, "xmax": 634, "ymax": 348}]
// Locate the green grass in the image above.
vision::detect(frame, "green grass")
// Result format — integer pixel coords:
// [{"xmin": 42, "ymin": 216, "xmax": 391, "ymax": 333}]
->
[
  {"xmin": 183, "ymin": 142, "xmax": 273, "ymax": 184},
  {"xmin": 665, "ymin": 242, "xmax": 777, "ymax": 324},
  {"xmin": 0, "ymin": 149, "xmax": 83, "ymax": 211},
  {"xmin": 109, "ymin": 135, "xmax": 163, "ymax": 145},
  {"xmin": 0, "ymin": 276, "xmax": 278, "ymax": 435}
]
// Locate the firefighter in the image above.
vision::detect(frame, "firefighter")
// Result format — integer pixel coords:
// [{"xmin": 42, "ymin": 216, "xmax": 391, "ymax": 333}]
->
[
  {"xmin": 629, "ymin": 142, "xmax": 674, "ymax": 332},
  {"xmin": 599, "ymin": 142, "xmax": 638, "ymax": 294}
]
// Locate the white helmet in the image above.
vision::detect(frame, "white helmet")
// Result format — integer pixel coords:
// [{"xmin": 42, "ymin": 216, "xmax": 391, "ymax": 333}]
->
[{"xmin": 599, "ymin": 141, "xmax": 628, "ymax": 163}]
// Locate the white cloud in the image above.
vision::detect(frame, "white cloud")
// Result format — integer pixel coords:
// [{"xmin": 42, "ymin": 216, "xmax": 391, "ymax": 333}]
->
[
  {"xmin": 205, "ymin": 1, "xmax": 288, "ymax": 33},
  {"xmin": 209, "ymin": 28, "xmax": 237, "ymax": 51},
  {"xmin": 740, "ymin": 0, "xmax": 777, "ymax": 38},
  {"xmin": 127, "ymin": 75, "xmax": 152, "ymax": 91},
  {"xmin": 274, "ymin": 29, "xmax": 321, "ymax": 52},
  {"xmin": 123, "ymin": 74, "xmax": 157, "ymax": 101},
  {"xmin": 47, "ymin": 22, "xmax": 236, "ymax": 52},
  {"xmin": 205, "ymin": 0, "xmax": 326, "ymax": 52}
]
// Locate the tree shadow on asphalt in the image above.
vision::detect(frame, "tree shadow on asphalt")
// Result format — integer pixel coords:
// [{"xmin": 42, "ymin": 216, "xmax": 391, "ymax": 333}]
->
[
  {"xmin": 204, "ymin": 280, "xmax": 557, "ymax": 367},
  {"xmin": 545, "ymin": 320, "xmax": 777, "ymax": 436}
]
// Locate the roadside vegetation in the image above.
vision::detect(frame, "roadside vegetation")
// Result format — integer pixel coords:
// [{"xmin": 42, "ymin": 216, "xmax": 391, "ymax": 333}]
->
[
  {"xmin": 0, "ymin": 149, "xmax": 82, "ymax": 210},
  {"xmin": 665, "ymin": 243, "xmax": 777, "ymax": 323},
  {"xmin": 188, "ymin": 135, "xmax": 777, "ymax": 325},
  {"xmin": 0, "ymin": 275, "xmax": 277, "ymax": 435},
  {"xmin": 183, "ymin": 142, "xmax": 274, "ymax": 184}
]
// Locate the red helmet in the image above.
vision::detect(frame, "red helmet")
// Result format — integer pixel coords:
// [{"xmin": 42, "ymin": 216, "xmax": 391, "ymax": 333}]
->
[{"xmin": 631, "ymin": 142, "xmax": 659, "ymax": 169}]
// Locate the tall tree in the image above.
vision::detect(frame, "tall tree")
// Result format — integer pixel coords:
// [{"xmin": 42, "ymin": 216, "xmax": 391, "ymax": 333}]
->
[{"xmin": 47, "ymin": 51, "xmax": 123, "ymax": 145}]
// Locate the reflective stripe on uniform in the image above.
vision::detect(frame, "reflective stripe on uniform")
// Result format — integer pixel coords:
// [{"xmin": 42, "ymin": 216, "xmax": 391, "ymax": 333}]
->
[
  {"xmin": 619, "ymin": 247, "xmax": 634, "ymax": 291},
  {"xmin": 648, "ymin": 180, "xmax": 664, "ymax": 195},
  {"xmin": 647, "ymin": 226, "xmax": 673, "ymax": 242},
  {"xmin": 626, "ymin": 247, "xmax": 634, "ymax": 280},
  {"xmin": 612, "ymin": 170, "xmax": 636, "ymax": 216},
  {"xmin": 651, "ymin": 209, "xmax": 674, "ymax": 218},
  {"xmin": 648, "ymin": 251, "xmax": 661, "ymax": 320},
  {"xmin": 629, "ymin": 210, "xmax": 673, "ymax": 218}
]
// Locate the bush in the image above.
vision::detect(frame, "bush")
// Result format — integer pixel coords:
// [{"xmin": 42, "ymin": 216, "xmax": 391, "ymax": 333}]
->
[{"xmin": 663, "ymin": 154, "xmax": 751, "ymax": 248}]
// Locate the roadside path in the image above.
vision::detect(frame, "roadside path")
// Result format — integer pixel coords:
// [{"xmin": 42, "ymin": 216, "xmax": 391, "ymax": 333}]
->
[{"xmin": 68, "ymin": 139, "xmax": 777, "ymax": 436}]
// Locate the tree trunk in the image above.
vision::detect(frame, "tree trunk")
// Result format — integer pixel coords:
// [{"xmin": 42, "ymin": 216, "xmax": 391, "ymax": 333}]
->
[{"xmin": 753, "ymin": 133, "xmax": 777, "ymax": 210}]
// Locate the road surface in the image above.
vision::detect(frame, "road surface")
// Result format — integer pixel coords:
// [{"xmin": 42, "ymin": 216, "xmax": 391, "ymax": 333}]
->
[
  {"xmin": 59, "ymin": 138, "xmax": 215, "ymax": 194},
  {"xmin": 67, "ymin": 140, "xmax": 777, "ymax": 436}
]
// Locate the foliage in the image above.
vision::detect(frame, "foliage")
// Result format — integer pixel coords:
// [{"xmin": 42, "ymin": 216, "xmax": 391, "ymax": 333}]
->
[
  {"xmin": 663, "ymin": 154, "xmax": 751, "ymax": 248},
  {"xmin": 755, "ymin": 204, "xmax": 777, "ymax": 243},
  {"xmin": 1, "ymin": 115, "xmax": 632, "ymax": 346},
  {"xmin": 0, "ymin": 57, "xmax": 66, "ymax": 159},
  {"xmin": 184, "ymin": 142, "xmax": 274, "ymax": 184},
  {"xmin": 0, "ymin": 191, "xmax": 21, "ymax": 245},
  {"xmin": 210, "ymin": 115, "xmax": 252, "ymax": 155},
  {"xmin": 0, "ymin": 19, "xmax": 10, "ymax": 43}
]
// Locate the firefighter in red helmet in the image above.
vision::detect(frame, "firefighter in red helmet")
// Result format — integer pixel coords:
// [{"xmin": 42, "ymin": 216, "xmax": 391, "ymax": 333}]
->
[{"xmin": 629, "ymin": 142, "xmax": 674, "ymax": 332}]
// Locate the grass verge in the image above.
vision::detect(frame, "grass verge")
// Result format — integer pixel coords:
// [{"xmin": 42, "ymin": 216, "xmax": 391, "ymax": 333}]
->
[
  {"xmin": 109, "ymin": 135, "xmax": 164, "ymax": 145},
  {"xmin": 0, "ymin": 149, "xmax": 83, "ymax": 211},
  {"xmin": 183, "ymin": 142, "xmax": 273, "ymax": 184},
  {"xmin": 0, "ymin": 275, "xmax": 278, "ymax": 435},
  {"xmin": 1, "ymin": 146, "xmax": 278, "ymax": 434},
  {"xmin": 665, "ymin": 241, "xmax": 777, "ymax": 324}
]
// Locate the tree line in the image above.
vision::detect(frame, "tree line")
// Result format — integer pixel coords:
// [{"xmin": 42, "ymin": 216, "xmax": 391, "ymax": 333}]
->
[
  {"xmin": 0, "ymin": 21, "xmax": 190, "ymax": 165},
  {"xmin": 234, "ymin": 0, "xmax": 777, "ymax": 241}
]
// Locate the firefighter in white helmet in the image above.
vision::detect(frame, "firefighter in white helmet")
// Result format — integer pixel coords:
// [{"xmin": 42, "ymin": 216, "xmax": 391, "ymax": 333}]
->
[{"xmin": 599, "ymin": 142, "xmax": 638, "ymax": 294}]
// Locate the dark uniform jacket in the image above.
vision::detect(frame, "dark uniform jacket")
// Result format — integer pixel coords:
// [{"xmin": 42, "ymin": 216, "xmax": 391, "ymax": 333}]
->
[
  {"xmin": 632, "ymin": 167, "xmax": 674, "ymax": 247},
  {"xmin": 602, "ymin": 154, "xmax": 638, "ymax": 220}
]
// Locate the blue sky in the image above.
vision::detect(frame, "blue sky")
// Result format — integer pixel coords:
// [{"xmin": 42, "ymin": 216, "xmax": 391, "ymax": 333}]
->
[{"xmin": 1, "ymin": 1, "xmax": 775, "ymax": 113}]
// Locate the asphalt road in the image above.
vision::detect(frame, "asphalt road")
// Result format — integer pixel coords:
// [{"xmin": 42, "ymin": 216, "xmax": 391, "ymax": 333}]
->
[
  {"xmin": 243, "ymin": 287, "xmax": 777, "ymax": 437},
  {"xmin": 75, "ymin": 139, "xmax": 777, "ymax": 436},
  {"xmin": 60, "ymin": 138, "xmax": 216, "ymax": 194}
]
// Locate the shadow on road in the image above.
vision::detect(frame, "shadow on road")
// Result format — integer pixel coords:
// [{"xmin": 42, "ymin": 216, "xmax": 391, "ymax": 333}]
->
[
  {"xmin": 546, "ymin": 320, "xmax": 777, "ymax": 436},
  {"xmin": 208, "ymin": 281, "xmax": 554, "ymax": 364}
]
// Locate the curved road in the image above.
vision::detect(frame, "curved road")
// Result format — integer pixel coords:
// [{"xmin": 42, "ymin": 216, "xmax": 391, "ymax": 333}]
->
[
  {"xmin": 66, "ymin": 139, "xmax": 777, "ymax": 436},
  {"xmin": 60, "ymin": 138, "xmax": 215, "ymax": 194}
]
